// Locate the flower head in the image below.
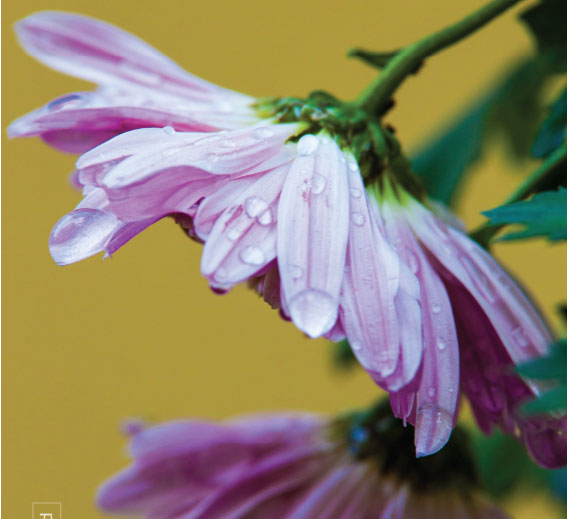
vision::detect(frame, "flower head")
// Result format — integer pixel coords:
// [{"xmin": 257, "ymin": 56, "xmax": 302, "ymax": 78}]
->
[
  {"xmin": 11, "ymin": 11, "xmax": 567, "ymax": 468},
  {"xmin": 98, "ymin": 404, "xmax": 508, "ymax": 519}
]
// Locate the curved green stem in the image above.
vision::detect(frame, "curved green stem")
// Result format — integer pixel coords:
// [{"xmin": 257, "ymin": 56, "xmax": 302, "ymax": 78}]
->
[{"xmin": 356, "ymin": 0, "xmax": 524, "ymax": 115}]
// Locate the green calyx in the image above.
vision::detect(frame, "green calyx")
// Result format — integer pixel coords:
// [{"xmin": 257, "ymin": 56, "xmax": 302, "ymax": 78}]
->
[
  {"xmin": 330, "ymin": 400, "xmax": 478, "ymax": 494},
  {"xmin": 254, "ymin": 91, "xmax": 425, "ymax": 201}
]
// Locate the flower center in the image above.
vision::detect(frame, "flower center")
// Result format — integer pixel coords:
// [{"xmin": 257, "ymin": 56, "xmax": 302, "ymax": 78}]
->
[{"xmin": 330, "ymin": 400, "xmax": 479, "ymax": 494}]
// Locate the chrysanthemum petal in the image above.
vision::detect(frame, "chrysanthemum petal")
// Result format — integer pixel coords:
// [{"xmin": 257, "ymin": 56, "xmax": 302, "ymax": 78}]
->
[
  {"xmin": 201, "ymin": 165, "xmax": 288, "ymax": 287},
  {"xmin": 339, "ymin": 161, "xmax": 402, "ymax": 381},
  {"xmin": 15, "ymin": 12, "xmax": 252, "ymax": 105},
  {"xmin": 277, "ymin": 135, "xmax": 349, "ymax": 338}
]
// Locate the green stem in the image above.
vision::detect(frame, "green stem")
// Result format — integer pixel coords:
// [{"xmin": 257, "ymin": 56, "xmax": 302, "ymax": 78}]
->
[
  {"xmin": 470, "ymin": 146, "xmax": 567, "ymax": 247},
  {"xmin": 356, "ymin": 0, "xmax": 524, "ymax": 115}
]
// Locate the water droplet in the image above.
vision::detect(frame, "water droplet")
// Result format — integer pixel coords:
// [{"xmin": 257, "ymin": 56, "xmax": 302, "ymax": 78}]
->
[
  {"xmin": 288, "ymin": 264, "xmax": 304, "ymax": 279},
  {"xmin": 351, "ymin": 212, "xmax": 365, "ymax": 226},
  {"xmin": 257, "ymin": 209, "xmax": 273, "ymax": 226},
  {"xmin": 49, "ymin": 209, "xmax": 117, "ymax": 265},
  {"xmin": 431, "ymin": 304, "xmax": 442, "ymax": 314},
  {"xmin": 244, "ymin": 196, "xmax": 268, "ymax": 218},
  {"xmin": 427, "ymin": 386, "xmax": 436, "ymax": 398},
  {"xmin": 227, "ymin": 228, "xmax": 242, "ymax": 241},
  {"xmin": 297, "ymin": 134, "xmax": 319, "ymax": 155},
  {"xmin": 252, "ymin": 127, "xmax": 274, "ymax": 140},
  {"xmin": 348, "ymin": 158, "xmax": 359, "ymax": 172},
  {"xmin": 47, "ymin": 93, "xmax": 86, "ymax": 111},
  {"xmin": 219, "ymin": 138, "xmax": 236, "ymax": 148},
  {"xmin": 239, "ymin": 245, "xmax": 265, "ymax": 265},
  {"xmin": 436, "ymin": 337, "xmax": 447, "ymax": 351},
  {"xmin": 311, "ymin": 174, "xmax": 327, "ymax": 194},
  {"xmin": 289, "ymin": 289, "xmax": 337, "ymax": 338},
  {"xmin": 350, "ymin": 188, "xmax": 362, "ymax": 199},
  {"xmin": 511, "ymin": 327, "xmax": 529, "ymax": 348},
  {"xmin": 407, "ymin": 252, "xmax": 419, "ymax": 273},
  {"xmin": 162, "ymin": 126, "xmax": 175, "ymax": 135},
  {"xmin": 415, "ymin": 404, "xmax": 453, "ymax": 457}
]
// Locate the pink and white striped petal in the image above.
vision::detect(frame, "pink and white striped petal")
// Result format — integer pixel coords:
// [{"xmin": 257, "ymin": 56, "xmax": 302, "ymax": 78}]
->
[
  {"xmin": 277, "ymin": 134, "xmax": 349, "ymax": 338},
  {"xmin": 15, "ymin": 12, "xmax": 253, "ymax": 107},
  {"xmin": 201, "ymin": 165, "xmax": 289, "ymax": 287}
]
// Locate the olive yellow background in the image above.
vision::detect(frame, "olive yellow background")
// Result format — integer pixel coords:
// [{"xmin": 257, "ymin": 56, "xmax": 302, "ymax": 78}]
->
[{"xmin": 3, "ymin": 0, "xmax": 566, "ymax": 517}]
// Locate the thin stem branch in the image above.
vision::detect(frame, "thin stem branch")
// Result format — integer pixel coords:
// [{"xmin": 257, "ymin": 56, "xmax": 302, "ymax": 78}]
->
[{"xmin": 356, "ymin": 0, "xmax": 524, "ymax": 115}]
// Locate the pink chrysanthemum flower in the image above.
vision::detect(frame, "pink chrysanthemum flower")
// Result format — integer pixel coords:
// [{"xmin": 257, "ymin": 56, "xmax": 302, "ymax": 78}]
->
[
  {"xmin": 11, "ymin": 12, "xmax": 566, "ymax": 467},
  {"xmin": 98, "ymin": 406, "xmax": 508, "ymax": 519}
]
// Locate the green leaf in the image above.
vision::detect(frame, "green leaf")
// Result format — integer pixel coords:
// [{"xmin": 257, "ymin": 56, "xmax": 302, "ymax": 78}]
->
[
  {"xmin": 347, "ymin": 48, "xmax": 401, "ymax": 70},
  {"xmin": 411, "ymin": 59, "xmax": 550, "ymax": 206},
  {"xmin": 532, "ymin": 89, "xmax": 567, "ymax": 158},
  {"xmin": 516, "ymin": 339, "xmax": 567, "ymax": 381},
  {"xmin": 522, "ymin": 387, "xmax": 567, "ymax": 414},
  {"xmin": 482, "ymin": 188, "xmax": 567, "ymax": 242},
  {"xmin": 520, "ymin": 0, "xmax": 567, "ymax": 72},
  {"xmin": 473, "ymin": 429, "xmax": 546, "ymax": 497},
  {"xmin": 331, "ymin": 339, "xmax": 358, "ymax": 370}
]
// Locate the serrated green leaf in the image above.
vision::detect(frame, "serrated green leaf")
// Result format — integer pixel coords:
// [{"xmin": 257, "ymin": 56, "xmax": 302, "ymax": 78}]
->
[
  {"xmin": 532, "ymin": 89, "xmax": 567, "ymax": 158},
  {"xmin": 482, "ymin": 188, "xmax": 567, "ymax": 242},
  {"xmin": 347, "ymin": 48, "xmax": 401, "ymax": 70},
  {"xmin": 516, "ymin": 340, "xmax": 567, "ymax": 381},
  {"xmin": 522, "ymin": 387, "xmax": 567, "ymax": 414},
  {"xmin": 520, "ymin": 0, "xmax": 567, "ymax": 72}
]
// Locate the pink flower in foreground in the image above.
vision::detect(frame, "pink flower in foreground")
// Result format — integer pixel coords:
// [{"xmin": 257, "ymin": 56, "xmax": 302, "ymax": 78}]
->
[
  {"xmin": 98, "ymin": 407, "xmax": 508, "ymax": 519},
  {"xmin": 11, "ymin": 12, "xmax": 566, "ymax": 467}
]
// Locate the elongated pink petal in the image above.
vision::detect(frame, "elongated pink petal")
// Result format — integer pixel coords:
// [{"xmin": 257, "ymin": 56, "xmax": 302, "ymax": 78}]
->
[
  {"xmin": 15, "ymin": 12, "xmax": 252, "ymax": 106},
  {"xmin": 407, "ymin": 202, "xmax": 552, "ymax": 395},
  {"xmin": 194, "ymin": 174, "xmax": 264, "ymax": 240},
  {"xmin": 100, "ymin": 123, "xmax": 301, "ymax": 190},
  {"xmin": 201, "ymin": 166, "xmax": 288, "ymax": 287},
  {"xmin": 277, "ymin": 135, "xmax": 349, "ymax": 338},
  {"xmin": 339, "ymin": 159, "xmax": 402, "ymax": 380}
]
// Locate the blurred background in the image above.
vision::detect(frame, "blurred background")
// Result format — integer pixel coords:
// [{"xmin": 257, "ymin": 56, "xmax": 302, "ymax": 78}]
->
[{"xmin": 2, "ymin": 0, "xmax": 566, "ymax": 517}]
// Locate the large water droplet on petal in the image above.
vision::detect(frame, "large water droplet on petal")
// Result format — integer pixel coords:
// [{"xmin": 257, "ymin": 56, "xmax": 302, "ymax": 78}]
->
[
  {"xmin": 288, "ymin": 264, "xmax": 304, "ymax": 279},
  {"xmin": 239, "ymin": 245, "xmax": 265, "ymax": 265},
  {"xmin": 244, "ymin": 196, "xmax": 268, "ymax": 218},
  {"xmin": 162, "ymin": 126, "xmax": 175, "ymax": 135},
  {"xmin": 49, "ymin": 209, "xmax": 117, "ymax": 265},
  {"xmin": 415, "ymin": 404, "xmax": 453, "ymax": 457},
  {"xmin": 227, "ymin": 228, "xmax": 243, "ymax": 241},
  {"xmin": 351, "ymin": 212, "xmax": 366, "ymax": 226},
  {"xmin": 431, "ymin": 303, "xmax": 442, "ymax": 314},
  {"xmin": 289, "ymin": 290, "xmax": 337, "ymax": 338},
  {"xmin": 350, "ymin": 188, "xmax": 362, "ymax": 199},
  {"xmin": 436, "ymin": 336, "xmax": 447, "ymax": 351},
  {"xmin": 257, "ymin": 209, "xmax": 273, "ymax": 226},
  {"xmin": 311, "ymin": 174, "xmax": 327, "ymax": 195},
  {"xmin": 297, "ymin": 134, "xmax": 319, "ymax": 155}
]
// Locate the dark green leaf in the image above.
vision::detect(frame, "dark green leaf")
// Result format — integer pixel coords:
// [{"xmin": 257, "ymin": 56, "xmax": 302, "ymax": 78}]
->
[
  {"xmin": 347, "ymin": 48, "xmax": 401, "ymax": 70},
  {"xmin": 516, "ymin": 339, "xmax": 567, "ymax": 381},
  {"xmin": 532, "ymin": 89, "xmax": 567, "ymax": 158},
  {"xmin": 473, "ymin": 429, "xmax": 545, "ymax": 497},
  {"xmin": 331, "ymin": 339, "xmax": 358, "ymax": 370},
  {"xmin": 520, "ymin": 0, "xmax": 567, "ymax": 72},
  {"xmin": 482, "ymin": 188, "xmax": 567, "ymax": 242},
  {"xmin": 522, "ymin": 387, "xmax": 567, "ymax": 414},
  {"xmin": 411, "ymin": 59, "xmax": 550, "ymax": 206}
]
